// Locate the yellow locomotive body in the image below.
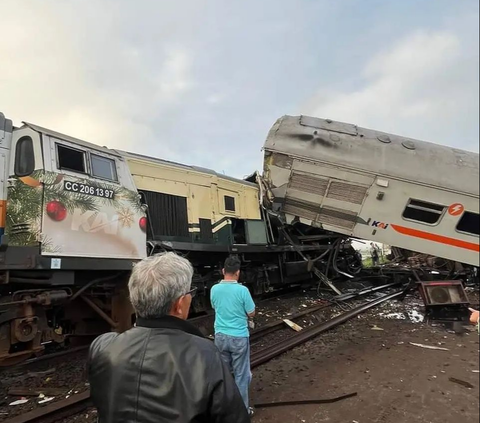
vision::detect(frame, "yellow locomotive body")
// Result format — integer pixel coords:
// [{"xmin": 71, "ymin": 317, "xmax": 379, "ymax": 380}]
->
[
  {"xmin": 0, "ymin": 111, "xmax": 477, "ymax": 367},
  {"xmin": 123, "ymin": 151, "xmax": 263, "ymax": 246}
]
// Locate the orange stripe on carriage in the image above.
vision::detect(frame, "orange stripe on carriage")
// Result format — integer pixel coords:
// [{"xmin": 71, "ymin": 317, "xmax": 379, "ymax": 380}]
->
[
  {"xmin": 391, "ymin": 224, "xmax": 479, "ymax": 252},
  {"xmin": 0, "ymin": 200, "xmax": 6, "ymax": 228}
]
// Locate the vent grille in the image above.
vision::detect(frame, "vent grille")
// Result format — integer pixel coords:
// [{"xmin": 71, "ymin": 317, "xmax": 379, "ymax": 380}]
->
[
  {"xmin": 326, "ymin": 181, "xmax": 367, "ymax": 205},
  {"xmin": 289, "ymin": 172, "xmax": 329, "ymax": 196},
  {"xmin": 317, "ymin": 207, "xmax": 357, "ymax": 230},
  {"xmin": 425, "ymin": 285, "xmax": 465, "ymax": 305},
  {"xmin": 284, "ymin": 198, "xmax": 320, "ymax": 221}
]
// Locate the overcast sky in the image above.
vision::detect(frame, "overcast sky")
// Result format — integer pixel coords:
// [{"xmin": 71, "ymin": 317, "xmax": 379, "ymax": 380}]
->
[{"xmin": 1, "ymin": 0, "xmax": 478, "ymax": 178}]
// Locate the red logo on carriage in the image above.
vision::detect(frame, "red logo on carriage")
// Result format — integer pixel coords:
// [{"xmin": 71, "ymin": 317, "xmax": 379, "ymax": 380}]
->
[{"xmin": 448, "ymin": 203, "xmax": 464, "ymax": 216}]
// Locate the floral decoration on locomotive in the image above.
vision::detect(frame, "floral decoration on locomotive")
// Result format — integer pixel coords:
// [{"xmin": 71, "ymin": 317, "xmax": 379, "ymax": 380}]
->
[{"xmin": 5, "ymin": 123, "xmax": 146, "ymax": 260}]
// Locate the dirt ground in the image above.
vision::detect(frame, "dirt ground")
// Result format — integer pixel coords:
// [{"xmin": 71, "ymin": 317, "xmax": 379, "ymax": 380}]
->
[
  {"xmin": 0, "ymin": 350, "xmax": 89, "ymax": 420},
  {"xmin": 1, "ymin": 288, "xmax": 477, "ymax": 423},
  {"xmin": 251, "ymin": 300, "xmax": 479, "ymax": 423}
]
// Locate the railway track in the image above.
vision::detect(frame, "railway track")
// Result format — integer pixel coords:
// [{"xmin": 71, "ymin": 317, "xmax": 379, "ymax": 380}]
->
[
  {"xmin": 5, "ymin": 282, "xmax": 398, "ymax": 370},
  {"xmin": 250, "ymin": 289, "xmax": 405, "ymax": 368},
  {"xmin": 1, "ymin": 285, "xmax": 406, "ymax": 423},
  {"xmin": 249, "ymin": 281, "xmax": 400, "ymax": 344}
]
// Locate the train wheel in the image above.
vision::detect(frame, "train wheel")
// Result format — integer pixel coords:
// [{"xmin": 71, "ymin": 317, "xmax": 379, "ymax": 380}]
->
[{"xmin": 0, "ymin": 320, "xmax": 44, "ymax": 367}]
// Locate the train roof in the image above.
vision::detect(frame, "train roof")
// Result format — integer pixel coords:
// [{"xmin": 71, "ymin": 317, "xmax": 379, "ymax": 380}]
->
[
  {"xmin": 120, "ymin": 150, "xmax": 258, "ymax": 188},
  {"xmin": 17, "ymin": 121, "xmax": 257, "ymax": 189},
  {"xmin": 264, "ymin": 115, "xmax": 479, "ymax": 197},
  {"xmin": 1, "ymin": 112, "xmax": 13, "ymax": 133},
  {"xmin": 21, "ymin": 122, "xmax": 122, "ymax": 157}
]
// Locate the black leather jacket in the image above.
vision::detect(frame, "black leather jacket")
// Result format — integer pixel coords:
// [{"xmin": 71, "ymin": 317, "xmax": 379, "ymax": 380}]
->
[{"xmin": 88, "ymin": 316, "xmax": 250, "ymax": 423}]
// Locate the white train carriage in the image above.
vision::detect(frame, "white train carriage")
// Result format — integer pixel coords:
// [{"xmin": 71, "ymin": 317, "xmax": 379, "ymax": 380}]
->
[{"xmin": 262, "ymin": 115, "xmax": 479, "ymax": 267}]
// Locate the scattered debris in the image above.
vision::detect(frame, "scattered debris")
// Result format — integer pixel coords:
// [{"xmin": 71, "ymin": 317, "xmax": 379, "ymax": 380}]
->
[
  {"xmin": 283, "ymin": 319, "xmax": 303, "ymax": 332},
  {"xmin": 472, "ymin": 370, "xmax": 479, "ymax": 373},
  {"xmin": 449, "ymin": 377, "xmax": 475, "ymax": 389},
  {"xmin": 418, "ymin": 280, "xmax": 470, "ymax": 322},
  {"xmin": 371, "ymin": 325, "xmax": 384, "ymax": 331},
  {"xmin": 381, "ymin": 312, "xmax": 406, "ymax": 320},
  {"xmin": 380, "ymin": 310, "xmax": 424, "ymax": 323},
  {"xmin": 406, "ymin": 310, "xmax": 424, "ymax": 323},
  {"xmin": 409, "ymin": 342, "xmax": 449, "ymax": 351},
  {"xmin": 38, "ymin": 396, "xmax": 55, "ymax": 404},
  {"xmin": 9, "ymin": 399, "xmax": 29, "ymax": 406}
]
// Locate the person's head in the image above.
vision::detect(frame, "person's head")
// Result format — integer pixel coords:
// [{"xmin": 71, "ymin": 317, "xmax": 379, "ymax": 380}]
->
[
  {"xmin": 222, "ymin": 255, "xmax": 241, "ymax": 281},
  {"xmin": 128, "ymin": 252, "xmax": 194, "ymax": 320}
]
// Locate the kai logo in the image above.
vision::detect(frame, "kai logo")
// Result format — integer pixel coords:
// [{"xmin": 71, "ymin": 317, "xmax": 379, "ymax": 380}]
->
[
  {"xmin": 371, "ymin": 220, "xmax": 389, "ymax": 230},
  {"xmin": 448, "ymin": 203, "xmax": 464, "ymax": 216},
  {"xmin": 71, "ymin": 210, "xmax": 119, "ymax": 235}
]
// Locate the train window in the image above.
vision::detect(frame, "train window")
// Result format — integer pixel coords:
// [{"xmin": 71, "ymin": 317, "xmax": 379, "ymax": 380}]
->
[
  {"xmin": 57, "ymin": 144, "xmax": 86, "ymax": 173},
  {"xmin": 14, "ymin": 136, "xmax": 35, "ymax": 176},
  {"xmin": 224, "ymin": 196, "xmax": 236, "ymax": 212},
  {"xmin": 456, "ymin": 212, "xmax": 480, "ymax": 236},
  {"xmin": 91, "ymin": 154, "xmax": 117, "ymax": 181},
  {"xmin": 402, "ymin": 199, "xmax": 445, "ymax": 225}
]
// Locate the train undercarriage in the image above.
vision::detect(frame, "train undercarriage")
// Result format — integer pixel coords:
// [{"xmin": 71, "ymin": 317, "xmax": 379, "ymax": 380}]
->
[
  {"xmin": 0, "ymin": 231, "xmax": 477, "ymax": 367},
  {"xmin": 0, "ymin": 225, "xmax": 364, "ymax": 366}
]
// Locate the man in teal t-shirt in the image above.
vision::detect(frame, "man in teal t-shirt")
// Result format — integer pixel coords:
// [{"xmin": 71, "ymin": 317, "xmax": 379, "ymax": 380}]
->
[{"xmin": 210, "ymin": 256, "xmax": 256, "ymax": 417}]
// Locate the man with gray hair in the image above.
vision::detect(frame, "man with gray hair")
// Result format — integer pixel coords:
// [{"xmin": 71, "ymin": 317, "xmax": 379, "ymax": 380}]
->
[{"xmin": 88, "ymin": 252, "xmax": 250, "ymax": 423}]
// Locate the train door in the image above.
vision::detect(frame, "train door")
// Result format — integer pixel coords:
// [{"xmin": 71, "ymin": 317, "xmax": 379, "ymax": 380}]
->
[{"xmin": 6, "ymin": 126, "xmax": 44, "ymax": 248}]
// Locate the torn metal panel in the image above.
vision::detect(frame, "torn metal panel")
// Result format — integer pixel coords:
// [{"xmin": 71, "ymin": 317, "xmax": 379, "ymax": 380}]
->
[{"xmin": 418, "ymin": 280, "xmax": 470, "ymax": 321}]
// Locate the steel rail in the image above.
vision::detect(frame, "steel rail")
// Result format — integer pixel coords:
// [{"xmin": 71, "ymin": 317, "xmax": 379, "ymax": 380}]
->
[
  {"xmin": 251, "ymin": 289, "xmax": 405, "ymax": 368},
  {"xmin": 249, "ymin": 302, "xmax": 330, "ymax": 342},
  {"xmin": 3, "ymin": 288, "xmax": 404, "ymax": 423},
  {"xmin": 2, "ymin": 391, "xmax": 91, "ymax": 423},
  {"xmin": 332, "ymin": 281, "xmax": 400, "ymax": 302},
  {"xmin": 250, "ymin": 281, "xmax": 400, "ymax": 342}
]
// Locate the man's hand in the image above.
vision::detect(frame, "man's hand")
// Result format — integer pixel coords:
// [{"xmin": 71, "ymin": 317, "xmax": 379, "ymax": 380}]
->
[{"xmin": 468, "ymin": 308, "xmax": 479, "ymax": 325}]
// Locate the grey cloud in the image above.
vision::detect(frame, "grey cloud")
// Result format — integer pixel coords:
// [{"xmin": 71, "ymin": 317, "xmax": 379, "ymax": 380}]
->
[
  {"xmin": 1, "ymin": 0, "xmax": 478, "ymax": 180},
  {"xmin": 302, "ymin": 17, "xmax": 479, "ymax": 153}
]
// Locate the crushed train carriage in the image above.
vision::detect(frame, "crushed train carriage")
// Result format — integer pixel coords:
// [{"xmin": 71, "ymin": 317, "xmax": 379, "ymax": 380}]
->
[
  {"xmin": 261, "ymin": 115, "xmax": 479, "ymax": 268},
  {"xmin": 0, "ymin": 111, "xmax": 478, "ymax": 366}
]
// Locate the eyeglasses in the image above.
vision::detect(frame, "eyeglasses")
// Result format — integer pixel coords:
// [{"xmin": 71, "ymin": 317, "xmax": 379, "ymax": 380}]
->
[{"xmin": 184, "ymin": 286, "xmax": 198, "ymax": 298}]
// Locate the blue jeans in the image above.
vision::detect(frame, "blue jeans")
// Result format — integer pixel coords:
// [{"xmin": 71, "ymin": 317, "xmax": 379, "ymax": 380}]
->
[{"xmin": 214, "ymin": 333, "xmax": 252, "ymax": 410}]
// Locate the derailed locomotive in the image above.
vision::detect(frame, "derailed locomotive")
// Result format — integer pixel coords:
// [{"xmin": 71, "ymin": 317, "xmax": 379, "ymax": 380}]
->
[
  {"xmin": 0, "ymin": 113, "xmax": 359, "ymax": 365},
  {"xmin": 0, "ymin": 112, "xmax": 478, "ymax": 365}
]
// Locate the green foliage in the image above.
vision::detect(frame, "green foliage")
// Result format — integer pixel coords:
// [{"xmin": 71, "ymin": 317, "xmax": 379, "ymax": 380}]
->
[
  {"xmin": 81, "ymin": 178, "xmax": 144, "ymax": 213},
  {"xmin": 6, "ymin": 171, "xmax": 43, "ymax": 246},
  {"xmin": 362, "ymin": 256, "xmax": 388, "ymax": 268},
  {"xmin": 41, "ymin": 171, "xmax": 98, "ymax": 212},
  {"xmin": 6, "ymin": 170, "xmax": 144, "ymax": 248}
]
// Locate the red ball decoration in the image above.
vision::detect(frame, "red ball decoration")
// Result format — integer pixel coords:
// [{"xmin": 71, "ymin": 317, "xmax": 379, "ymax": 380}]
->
[
  {"xmin": 46, "ymin": 200, "xmax": 67, "ymax": 222},
  {"xmin": 139, "ymin": 216, "xmax": 147, "ymax": 232}
]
